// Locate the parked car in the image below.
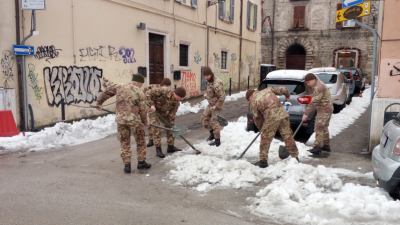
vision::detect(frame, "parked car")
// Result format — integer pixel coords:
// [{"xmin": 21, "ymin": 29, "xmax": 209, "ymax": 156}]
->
[
  {"xmin": 339, "ymin": 67, "xmax": 366, "ymax": 94},
  {"xmin": 308, "ymin": 67, "xmax": 349, "ymax": 113},
  {"xmin": 246, "ymin": 70, "xmax": 316, "ymax": 138},
  {"xmin": 372, "ymin": 112, "xmax": 400, "ymax": 199},
  {"xmin": 340, "ymin": 70, "xmax": 356, "ymax": 104}
]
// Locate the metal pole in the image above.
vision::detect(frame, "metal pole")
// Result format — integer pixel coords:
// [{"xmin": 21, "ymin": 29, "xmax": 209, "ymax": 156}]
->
[
  {"xmin": 229, "ymin": 78, "xmax": 232, "ymax": 96},
  {"xmin": 247, "ymin": 75, "xmax": 250, "ymax": 90}
]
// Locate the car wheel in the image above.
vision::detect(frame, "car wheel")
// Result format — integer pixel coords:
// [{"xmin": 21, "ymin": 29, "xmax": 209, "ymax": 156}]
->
[
  {"xmin": 389, "ymin": 185, "xmax": 400, "ymax": 200},
  {"xmin": 333, "ymin": 103, "xmax": 345, "ymax": 114},
  {"xmin": 346, "ymin": 94, "xmax": 353, "ymax": 105}
]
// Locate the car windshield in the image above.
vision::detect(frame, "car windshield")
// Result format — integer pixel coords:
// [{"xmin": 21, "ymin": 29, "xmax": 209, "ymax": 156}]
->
[
  {"xmin": 316, "ymin": 73, "xmax": 338, "ymax": 84},
  {"xmin": 260, "ymin": 80, "xmax": 306, "ymax": 95},
  {"xmin": 342, "ymin": 71, "xmax": 352, "ymax": 79}
]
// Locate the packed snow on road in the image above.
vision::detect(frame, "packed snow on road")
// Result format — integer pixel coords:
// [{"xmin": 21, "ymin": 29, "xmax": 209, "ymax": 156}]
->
[
  {"xmin": 0, "ymin": 91, "xmax": 246, "ymax": 153},
  {"xmin": 167, "ymin": 89, "xmax": 400, "ymax": 225}
]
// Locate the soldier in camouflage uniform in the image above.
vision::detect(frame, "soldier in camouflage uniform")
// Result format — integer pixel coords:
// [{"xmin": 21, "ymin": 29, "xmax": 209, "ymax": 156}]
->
[
  {"xmin": 302, "ymin": 73, "xmax": 333, "ymax": 156},
  {"xmin": 246, "ymin": 87, "xmax": 299, "ymax": 168},
  {"xmin": 96, "ymin": 74, "xmax": 151, "ymax": 174},
  {"xmin": 201, "ymin": 67, "xmax": 225, "ymax": 147},
  {"xmin": 143, "ymin": 78, "xmax": 172, "ymax": 148},
  {"xmin": 146, "ymin": 86, "xmax": 186, "ymax": 158}
]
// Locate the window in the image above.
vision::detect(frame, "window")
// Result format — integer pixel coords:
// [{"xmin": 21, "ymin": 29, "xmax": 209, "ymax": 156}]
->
[
  {"xmin": 219, "ymin": 0, "xmax": 235, "ymax": 23},
  {"xmin": 179, "ymin": 44, "xmax": 189, "ymax": 67},
  {"xmin": 293, "ymin": 6, "xmax": 305, "ymax": 29},
  {"xmin": 246, "ymin": 1, "xmax": 258, "ymax": 31},
  {"xmin": 221, "ymin": 51, "xmax": 228, "ymax": 70},
  {"xmin": 176, "ymin": 0, "xmax": 197, "ymax": 8}
]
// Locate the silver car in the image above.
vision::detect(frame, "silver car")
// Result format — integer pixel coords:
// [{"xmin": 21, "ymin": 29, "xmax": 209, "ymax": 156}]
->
[
  {"xmin": 246, "ymin": 70, "xmax": 316, "ymax": 137},
  {"xmin": 372, "ymin": 112, "xmax": 400, "ymax": 199},
  {"xmin": 309, "ymin": 67, "xmax": 349, "ymax": 113}
]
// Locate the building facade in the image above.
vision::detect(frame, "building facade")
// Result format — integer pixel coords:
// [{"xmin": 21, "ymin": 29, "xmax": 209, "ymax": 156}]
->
[
  {"xmin": 0, "ymin": 0, "xmax": 261, "ymax": 129},
  {"xmin": 370, "ymin": 0, "xmax": 400, "ymax": 150},
  {"xmin": 261, "ymin": 0, "xmax": 377, "ymax": 74}
]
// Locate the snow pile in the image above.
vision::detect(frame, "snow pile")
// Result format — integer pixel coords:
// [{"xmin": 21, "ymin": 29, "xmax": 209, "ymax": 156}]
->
[
  {"xmin": 167, "ymin": 117, "xmax": 312, "ymax": 191},
  {"xmin": 176, "ymin": 91, "xmax": 246, "ymax": 116},
  {"xmin": 250, "ymin": 161, "xmax": 400, "ymax": 225},
  {"xmin": 307, "ymin": 88, "xmax": 371, "ymax": 145},
  {"xmin": 0, "ymin": 114, "xmax": 116, "ymax": 152}
]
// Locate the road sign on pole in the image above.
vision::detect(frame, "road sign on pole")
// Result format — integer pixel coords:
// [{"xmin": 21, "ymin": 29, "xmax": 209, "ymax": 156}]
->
[
  {"xmin": 13, "ymin": 45, "xmax": 35, "ymax": 56},
  {"xmin": 336, "ymin": 1, "xmax": 371, "ymax": 23},
  {"xmin": 21, "ymin": 0, "xmax": 46, "ymax": 10},
  {"xmin": 342, "ymin": 0, "xmax": 364, "ymax": 8}
]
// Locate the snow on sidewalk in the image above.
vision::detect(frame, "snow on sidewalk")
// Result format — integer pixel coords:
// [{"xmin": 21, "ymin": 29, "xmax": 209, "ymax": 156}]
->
[
  {"xmin": 0, "ymin": 91, "xmax": 246, "ymax": 153},
  {"xmin": 250, "ymin": 161, "xmax": 400, "ymax": 225},
  {"xmin": 307, "ymin": 88, "xmax": 371, "ymax": 145}
]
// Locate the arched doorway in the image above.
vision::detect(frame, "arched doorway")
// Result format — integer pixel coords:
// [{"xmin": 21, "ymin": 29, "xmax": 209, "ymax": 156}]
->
[{"xmin": 286, "ymin": 44, "xmax": 306, "ymax": 69}]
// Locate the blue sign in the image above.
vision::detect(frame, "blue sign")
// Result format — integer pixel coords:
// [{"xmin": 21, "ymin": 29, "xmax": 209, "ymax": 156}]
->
[
  {"xmin": 342, "ymin": 0, "xmax": 364, "ymax": 8},
  {"xmin": 13, "ymin": 45, "xmax": 34, "ymax": 56}
]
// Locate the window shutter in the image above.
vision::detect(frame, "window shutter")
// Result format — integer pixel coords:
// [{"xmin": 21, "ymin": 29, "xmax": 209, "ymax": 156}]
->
[
  {"xmin": 293, "ymin": 6, "xmax": 299, "ymax": 28},
  {"xmin": 219, "ymin": 1, "xmax": 225, "ymax": 19},
  {"xmin": 298, "ymin": 6, "xmax": 305, "ymax": 28},
  {"xmin": 229, "ymin": 0, "xmax": 235, "ymax": 22},
  {"xmin": 336, "ymin": 3, "xmax": 343, "ymax": 29},
  {"xmin": 253, "ymin": 4, "xmax": 258, "ymax": 30},
  {"xmin": 247, "ymin": 1, "xmax": 251, "ymax": 29},
  {"xmin": 191, "ymin": 0, "xmax": 197, "ymax": 8}
]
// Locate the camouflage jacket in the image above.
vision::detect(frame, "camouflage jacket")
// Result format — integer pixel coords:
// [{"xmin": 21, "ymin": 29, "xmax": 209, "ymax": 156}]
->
[
  {"xmin": 205, "ymin": 77, "xmax": 225, "ymax": 110},
  {"xmin": 146, "ymin": 87, "xmax": 179, "ymax": 122},
  {"xmin": 250, "ymin": 87, "xmax": 290, "ymax": 129},
  {"xmin": 305, "ymin": 80, "xmax": 333, "ymax": 115},
  {"xmin": 97, "ymin": 82, "xmax": 147, "ymax": 126}
]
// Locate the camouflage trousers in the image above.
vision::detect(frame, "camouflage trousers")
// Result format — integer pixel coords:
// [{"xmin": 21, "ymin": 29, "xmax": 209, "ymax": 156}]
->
[
  {"xmin": 201, "ymin": 106, "xmax": 221, "ymax": 138},
  {"xmin": 314, "ymin": 111, "xmax": 332, "ymax": 147},
  {"xmin": 117, "ymin": 123, "xmax": 146, "ymax": 164},
  {"xmin": 149, "ymin": 113, "xmax": 174, "ymax": 147},
  {"xmin": 260, "ymin": 117, "xmax": 298, "ymax": 161}
]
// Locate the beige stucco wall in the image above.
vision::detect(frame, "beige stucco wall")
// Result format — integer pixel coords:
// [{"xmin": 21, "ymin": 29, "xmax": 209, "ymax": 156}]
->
[
  {"xmin": 376, "ymin": 0, "xmax": 400, "ymax": 98},
  {"xmin": 1, "ymin": 0, "xmax": 261, "ymax": 127}
]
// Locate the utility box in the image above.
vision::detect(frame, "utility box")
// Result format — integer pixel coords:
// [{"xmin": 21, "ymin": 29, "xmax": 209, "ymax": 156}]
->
[{"xmin": 0, "ymin": 88, "xmax": 17, "ymax": 121}]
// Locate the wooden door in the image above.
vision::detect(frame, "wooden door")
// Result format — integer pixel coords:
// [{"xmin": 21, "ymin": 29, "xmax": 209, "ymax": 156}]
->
[
  {"xmin": 149, "ymin": 33, "xmax": 164, "ymax": 84},
  {"xmin": 286, "ymin": 55, "xmax": 306, "ymax": 69}
]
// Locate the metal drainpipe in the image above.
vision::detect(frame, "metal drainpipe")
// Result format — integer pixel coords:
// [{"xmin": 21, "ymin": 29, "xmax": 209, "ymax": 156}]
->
[
  {"xmin": 20, "ymin": 10, "xmax": 36, "ymax": 131},
  {"xmin": 238, "ymin": 0, "xmax": 243, "ymax": 91},
  {"xmin": 270, "ymin": 0, "xmax": 276, "ymax": 64}
]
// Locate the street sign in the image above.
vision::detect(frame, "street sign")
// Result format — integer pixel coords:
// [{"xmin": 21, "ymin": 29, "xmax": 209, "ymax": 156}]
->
[
  {"xmin": 342, "ymin": 0, "xmax": 364, "ymax": 8},
  {"xmin": 336, "ymin": 1, "xmax": 371, "ymax": 23},
  {"xmin": 21, "ymin": 0, "xmax": 46, "ymax": 10},
  {"xmin": 13, "ymin": 45, "xmax": 35, "ymax": 56}
]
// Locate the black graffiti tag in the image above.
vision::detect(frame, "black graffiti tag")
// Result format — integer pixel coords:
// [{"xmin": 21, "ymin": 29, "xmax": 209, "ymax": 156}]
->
[
  {"xmin": 1, "ymin": 50, "xmax": 15, "ymax": 87},
  {"xmin": 34, "ymin": 45, "xmax": 62, "ymax": 63},
  {"xmin": 43, "ymin": 66, "xmax": 103, "ymax": 107}
]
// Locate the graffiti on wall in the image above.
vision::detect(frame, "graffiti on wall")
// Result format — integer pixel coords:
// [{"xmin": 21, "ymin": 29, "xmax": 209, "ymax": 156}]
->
[
  {"xmin": 34, "ymin": 45, "xmax": 62, "ymax": 63},
  {"xmin": 79, "ymin": 45, "xmax": 136, "ymax": 64},
  {"xmin": 27, "ymin": 64, "xmax": 43, "ymax": 102},
  {"xmin": 194, "ymin": 50, "xmax": 202, "ymax": 64},
  {"xmin": 43, "ymin": 66, "xmax": 103, "ymax": 107},
  {"xmin": 181, "ymin": 71, "xmax": 199, "ymax": 97},
  {"xmin": 1, "ymin": 50, "xmax": 15, "ymax": 87}
]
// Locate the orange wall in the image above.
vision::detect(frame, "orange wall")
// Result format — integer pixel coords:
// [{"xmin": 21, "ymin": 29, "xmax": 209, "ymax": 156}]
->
[{"xmin": 377, "ymin": 0, "xmax": 400, "ymax": 98}]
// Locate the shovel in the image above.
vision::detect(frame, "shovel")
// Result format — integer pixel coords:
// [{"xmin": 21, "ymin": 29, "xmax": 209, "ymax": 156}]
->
[
  {"xmin": 150, "ymin": 123, "xmax": 201, "ymax": 154},
  {"xmin": 278, "ymin": 120, "xmax": 304, "ymax": 160},
  {"xmin": 217, "ymin": 115, "xmax": 228, "ymax": 127},
  {"xmin": 237, "ymin": 132, "xmax": 261, "ymax": 159}
]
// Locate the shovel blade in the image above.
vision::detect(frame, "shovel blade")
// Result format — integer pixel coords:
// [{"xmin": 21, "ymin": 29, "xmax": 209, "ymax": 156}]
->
[{"xmin": 278, "ymin": 145, "xmax": 290, "ymax": 160}]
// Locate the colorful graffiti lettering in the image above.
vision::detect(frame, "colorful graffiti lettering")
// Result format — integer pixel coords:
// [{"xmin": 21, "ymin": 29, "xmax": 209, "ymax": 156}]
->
[
  {"xmin": 43, "ymin": 66, "xmax": 103, "ymax": 107},
  {"xmin": 1, "ymin": 50, "xmax": 15, "ymax": 87},
  {"xmin": 119, "ymin": 47, "xmax": 136, "ymax": 64},
  {"xmin": 27, "ymin": 64, "xmax": 43, "ymax": 102},
  {"xmin": 34, "ymin": 45, "xmax": 62, "ymax": 63},
  {"xmin": 181, "ymin": 71, "xmax": 199, "ymax": 97},
  {"xmin": 78, "ymin": 45, "xmax": 136, "ymax": 63}
]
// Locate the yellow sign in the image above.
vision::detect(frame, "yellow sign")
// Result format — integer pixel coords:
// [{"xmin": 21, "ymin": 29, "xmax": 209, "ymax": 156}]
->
[{"xmin": 336, "ymin": 1, "xmax": 371, "ymax": 23}]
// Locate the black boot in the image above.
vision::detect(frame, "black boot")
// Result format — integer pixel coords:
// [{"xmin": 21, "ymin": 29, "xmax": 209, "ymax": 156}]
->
[
  {"xmin": 321, "ymin": 145, "xmax": 331, "ymax": 152},
  {"xmin": 254, "ymin": 160, "xmax": 269, "ymax": 168},
  {"xmin": 156, "ymin": 146, "xmax": 165, "ymax": 158},
  {"xmin": 147, "ymin": 139, "xmax": 154, "ymax": 147},
  {"xmin": 207, "ymin": 130, "xmax": 215, "ymax": 141},
  {"xmin": 209, "ymin": 138, "xmax": 221, "ymax": 147},
  {"xmin": 124, "ymin": 163, "xmax": 131, "ymax": 174},
  {"xmin": 308, "ymin": 146, "xmax": 322, "ymax": 155},
  {"xmin": 167, "ymin": 145, "xmax": 182, "ymax": 153},
  {"xmin": 137, "ymin": 161, "xmax": 151, "ymax": 170}
]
